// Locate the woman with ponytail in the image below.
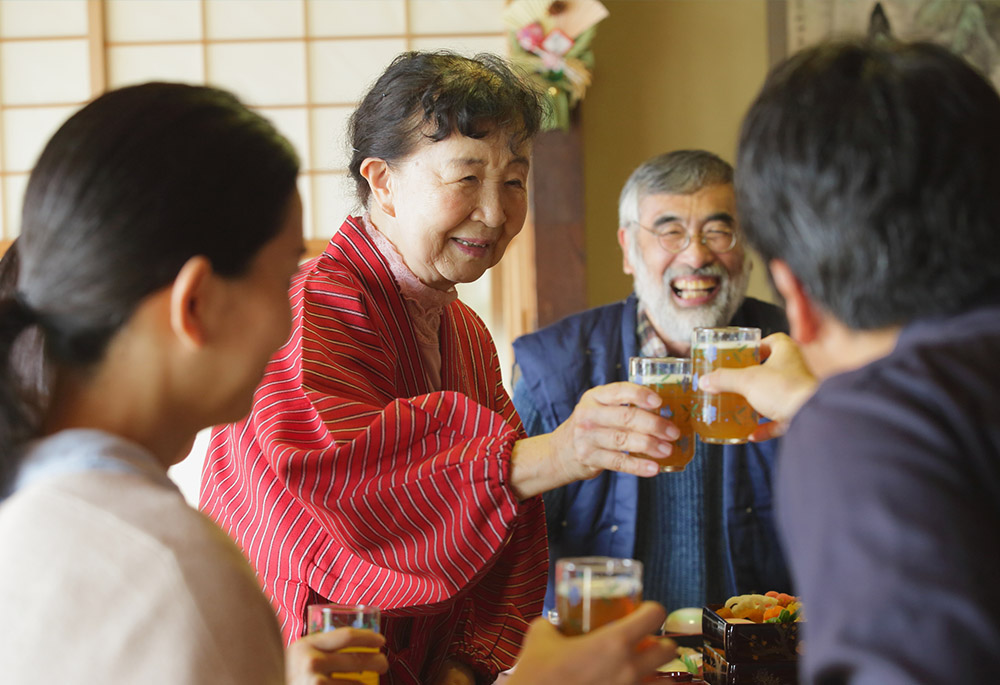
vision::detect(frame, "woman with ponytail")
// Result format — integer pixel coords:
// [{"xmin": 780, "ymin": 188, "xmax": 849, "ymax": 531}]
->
[{"xmin": 0, "ymin": 83, "xmax": 386, "ymax": 684}]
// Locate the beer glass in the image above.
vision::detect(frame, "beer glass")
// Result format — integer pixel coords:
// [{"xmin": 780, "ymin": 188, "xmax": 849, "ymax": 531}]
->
[
  {"xmin": 554, "ymin": 557, "xmax": 643, "ymax": 636},
  {"xmin": 628, "ymin": 357, "xmax": 696, "ymax": 472},
  {"xmin": 692, "ymin": 326, "xmax": 761, "ymax": 444},
  {"xmin": 306, "ymin": 603, "xmax": 381, "ymax": 685}
]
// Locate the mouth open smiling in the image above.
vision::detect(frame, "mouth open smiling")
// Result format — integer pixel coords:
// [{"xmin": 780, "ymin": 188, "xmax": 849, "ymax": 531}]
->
[{"xmin": 670, "ymin": 275, "xmax": 720, "ymax": 305}]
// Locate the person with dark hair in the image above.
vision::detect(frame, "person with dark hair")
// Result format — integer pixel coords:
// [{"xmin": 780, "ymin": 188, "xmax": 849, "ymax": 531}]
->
[
  {"xmin": 0, "ymin": 83, "xmax": 389, "ymax": 683},
  {"xmin": 700, "ymin": 39, "xmax": 1000, "ymax": 682},
  {"xmin": 512, "ymin": 150, "xmax": 791, "ymax": 616},
  {"xmin": 199, "ymin": 51, "xmax": 677, "ymax": 685}
]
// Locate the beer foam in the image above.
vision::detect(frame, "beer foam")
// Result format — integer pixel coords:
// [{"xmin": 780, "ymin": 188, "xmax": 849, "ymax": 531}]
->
[
  {"xmin": 694, "ymin": 340, "xmax": 758, "ymax": 350},
  {"xmin": 556, "ymin": 575, "xmax": 643, "ymax": 600}
]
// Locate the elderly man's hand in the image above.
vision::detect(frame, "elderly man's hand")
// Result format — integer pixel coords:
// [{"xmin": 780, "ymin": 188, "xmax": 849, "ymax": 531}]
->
[{"xmin": 698, "ymin": 332, "xmax": 818, "ymax": 441}]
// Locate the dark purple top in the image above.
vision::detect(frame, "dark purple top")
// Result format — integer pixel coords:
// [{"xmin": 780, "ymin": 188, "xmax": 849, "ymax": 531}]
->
[{"xmin": 777, "ymin": 297, "xmax": 1000, "ymax": 684}]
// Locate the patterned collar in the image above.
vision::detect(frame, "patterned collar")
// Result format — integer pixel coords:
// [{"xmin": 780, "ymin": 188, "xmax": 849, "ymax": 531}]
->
[{"xmin": 636, "ymin": 304, "xmax": 670, "ymax": 358}]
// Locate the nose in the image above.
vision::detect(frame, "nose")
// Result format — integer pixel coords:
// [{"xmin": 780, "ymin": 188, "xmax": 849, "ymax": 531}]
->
[
  {"xmin": 673, "ymin": 234, "xmax": 716, "ymax": 269},
  {"xmin": 472, "ymin": 182, "xmax": 507, "ymax": 228}
]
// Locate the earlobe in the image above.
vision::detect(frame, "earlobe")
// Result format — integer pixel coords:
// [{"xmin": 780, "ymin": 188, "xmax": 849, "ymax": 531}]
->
[
  {"xmin": 170, "ymin": 256, "xmax": 214, "ymax": 348},
  {"xmin": 769, "ymin": 259, "xmax": 820, "ymax": 344},
  {"xmin": 360, "ymin": 157, "xmax": 396, "ymax": 217},
  {"xmin": 617, "ymin": 227, "xmax": 634, "ymax": 276}
]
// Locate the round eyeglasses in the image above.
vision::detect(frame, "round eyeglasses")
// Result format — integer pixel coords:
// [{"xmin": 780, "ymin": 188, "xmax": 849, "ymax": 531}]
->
[{"xmin": 634, "ymin": 222, "xmax": 739, "ymax": 254}]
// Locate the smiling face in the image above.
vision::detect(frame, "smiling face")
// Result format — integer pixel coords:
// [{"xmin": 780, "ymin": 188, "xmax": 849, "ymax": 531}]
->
[
  {"xmin": 368, "ymin": 130, "xmax": 530, "ymax": 290},
  {"xmin": 620, "ymin": 183, "xmax": 750, "ymax": 348}
]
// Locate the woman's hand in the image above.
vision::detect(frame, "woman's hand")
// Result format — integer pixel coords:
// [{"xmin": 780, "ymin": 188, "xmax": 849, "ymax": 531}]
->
[
  {"xmin": 285, "ymin": 628, "xmax": 387, "ymax": 685},
  {"xmin": 507, "ymin": 602, "xmax": 676, "ymax": 685},
  {"xmin": 698, "ymin": 332, "xmax": 818, "ymax": 441},
  {"xmin": 510, "ymin": 382, "xmax": 678, "ymax": 499}
]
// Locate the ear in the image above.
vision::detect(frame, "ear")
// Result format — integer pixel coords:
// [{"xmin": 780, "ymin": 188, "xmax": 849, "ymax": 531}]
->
[
  {"xmin": 769, "ymin": 258, "xmax": 821, "ymax": 344},
  {"xmin": 360, "ymin": 157, "xmax": 396, "ymax": 217},
  {"xmin": 169, "ymin": 256, "xmax": 215, "ymax": 348},
  {"xmin": 618, "ymin": 226, "xmax": 634, "ymax": 276}
]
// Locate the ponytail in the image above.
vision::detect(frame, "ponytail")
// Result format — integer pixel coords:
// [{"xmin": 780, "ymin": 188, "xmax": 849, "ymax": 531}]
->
[{"xmin": 0, "ymin": 245, "xmax": 45, "ymax": 494}]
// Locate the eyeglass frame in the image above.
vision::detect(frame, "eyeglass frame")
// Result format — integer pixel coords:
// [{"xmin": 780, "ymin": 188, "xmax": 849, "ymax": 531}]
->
[{"xmin": 630, "ymin": 218, "xmax": 740, "ymax": 254}]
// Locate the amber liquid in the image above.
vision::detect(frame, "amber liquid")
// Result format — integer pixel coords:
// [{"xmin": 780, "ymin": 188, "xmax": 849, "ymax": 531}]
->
[
  {"xmin": 693, "ymin": 343, "xmax": 760, "ymax": 444},
  {"xmin": 555, "ymin": 577, "xmax": 643, "ymax": 636},
  {"xmin": 331, "ymin": 648, "xmax": 379, "ymax": 685},
  {"xmin": 643, "ymin": 378, "xmax": 696, "ymax": 471}
]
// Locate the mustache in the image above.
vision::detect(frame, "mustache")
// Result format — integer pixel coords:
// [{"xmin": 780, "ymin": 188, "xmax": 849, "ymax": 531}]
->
[{"xmin": 663, "ymin": 263, "xmax": 727, "ymax": 283}]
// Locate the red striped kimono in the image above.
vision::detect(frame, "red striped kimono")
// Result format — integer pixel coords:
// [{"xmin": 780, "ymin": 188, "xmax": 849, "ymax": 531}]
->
[{"xmin": 200, "ymin": 217, "xmax": 548, "ymax": 684}]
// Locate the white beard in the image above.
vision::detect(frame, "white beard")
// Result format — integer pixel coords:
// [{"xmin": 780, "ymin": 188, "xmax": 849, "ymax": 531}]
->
[{"xmin": 630, "ymin": 242, "xmax": 751, "ymax": 348}]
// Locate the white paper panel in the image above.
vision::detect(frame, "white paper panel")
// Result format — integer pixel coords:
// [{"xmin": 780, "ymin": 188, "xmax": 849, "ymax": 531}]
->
[
  {"xmin": 310, "ymin": 106, "xmax": 353, "ymax": 171},
  {"xmin": 106, "ymin": 0, "xmax": 202, "ymax": 42},
  {"xmin": 3, "ymin": 106, "xmax": 76, "ymax": 173},
  {"xmin": 310, "ymin": 172, "xmax": 357, "ymax": 241},
  {"xmin": 208, "ymin": 41, "xmax": 307, "ymax": 105},
  {"xmin": 206, "ymin": 0, "xmax": 304, "ymax": 39},
  {"xmin": 257, "ymin": 107, "xmax": 311, "ymax": 170},
  {"xmin": 409, "ymin": 35, "xmax": 505, "ymax": 57},
  {"xmin": 107, "ymin": 44, "xmax": 205, "ymax": 89},
  {"xmin": 409, "ymin": 0, "xmax": 504, "ymax": 34},
  {"xmin": 0, "ymin": 0, "xmax": 88, "ymax": 38},
  {"xmin": 307, "ymin": 0, "xmax": 406, "ymax": 37},
  {"xmin": 1, "ymin": 40, "xmax": 90, "ymax": 105},
  {"xmin": 309, "ymin": 38, "xmax": 406, "ymax": 104},
  {"xmin": 3, "ymin": 174, "xmax": 29, "ymax": 238}
]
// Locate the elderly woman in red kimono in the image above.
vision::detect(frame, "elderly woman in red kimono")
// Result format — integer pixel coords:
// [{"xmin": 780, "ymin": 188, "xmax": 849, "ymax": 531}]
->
[{"xmin": 200, "ymin": 52, "xmax": 677, "ymax": 685}]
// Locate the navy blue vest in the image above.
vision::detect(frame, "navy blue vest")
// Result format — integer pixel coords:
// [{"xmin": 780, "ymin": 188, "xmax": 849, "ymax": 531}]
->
[{"xmin": 512, "ymin": 294, "xmax": 792, "ymax": 610}]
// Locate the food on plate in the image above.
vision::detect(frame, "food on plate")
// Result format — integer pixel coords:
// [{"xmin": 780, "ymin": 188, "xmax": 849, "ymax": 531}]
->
[
  {"xmin": 663, "ymin": 607, "xmax": 703, "ymax": 634},
  {"xmin": 720, "ymin": 592, "xmax": 803, "ymax": 623}
]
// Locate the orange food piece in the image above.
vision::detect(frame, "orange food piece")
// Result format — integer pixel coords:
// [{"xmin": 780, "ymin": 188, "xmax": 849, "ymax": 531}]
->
[
  {"xmin": 765, "ymin": 591, "xmax": 779, "ymax": 599},
  {"xmin": 763, "ymin": 605, "xmax": 784, "ymax": 621},
  {"xmin": 738, "ymin": 608, "xmax": 766, "ymax": 623},
  {"xmin": 776, "ymin": 593, "xmax": 796, "ymax": 607},
  {"xmin": 717, "ymin": 607, "xmax": 733, "ymax": 619}
]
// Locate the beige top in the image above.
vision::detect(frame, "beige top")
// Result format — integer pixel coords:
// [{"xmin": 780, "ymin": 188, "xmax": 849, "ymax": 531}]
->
[{"xmin": 0, "ymin": 430, "xmax": 285, "ymax": 685}]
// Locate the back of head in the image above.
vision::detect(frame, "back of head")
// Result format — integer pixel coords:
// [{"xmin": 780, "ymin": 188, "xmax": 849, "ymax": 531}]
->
[
  {"xmin": 737, "ymin": 40, "xmax": 1000, "ymax": 329},
  {"xmin": 0, "ymin": 82, "xmax": 299, "ymax": 481},
  {"xmin": 347, "ymin": 50, "xmax": 543, "ymax": 207},
  {"xmin": 618, "ymin": 150, "xmax": 733, "ymax": 228}
]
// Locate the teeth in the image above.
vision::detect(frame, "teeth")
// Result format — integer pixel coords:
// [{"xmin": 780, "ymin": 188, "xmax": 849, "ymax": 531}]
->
[
  {"xmin": 455, "ymin": 238, "xmax": 487, "ymax": 248},
  {"xmin": 677, "ymin": 289, "xmax": 709, "ymax": 300},
  {"xmin": 673, "ymin": 278, "xmax": 716, "ymax": 291}
]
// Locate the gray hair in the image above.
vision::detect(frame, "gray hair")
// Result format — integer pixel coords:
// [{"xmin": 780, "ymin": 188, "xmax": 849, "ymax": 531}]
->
[{"xmin": 618, "ymin": 150, "xmax": 734, "ymax": 228}]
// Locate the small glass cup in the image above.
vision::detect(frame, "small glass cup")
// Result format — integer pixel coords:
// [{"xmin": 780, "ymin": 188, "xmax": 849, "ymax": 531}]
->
[
  {"xmin": 691, "ymin": 326, "xmax": 761, "ymax": 444},
  {"xmin": 306, "ymin": 603, "xmax": 381, "ymax": 685},
  {"xmin": 554, "ymin": 556, "xmax": 643, "ymax": 636},
  {"xmin": 629, "ymin": 356, "xmax": 696, "ymax": 472}
]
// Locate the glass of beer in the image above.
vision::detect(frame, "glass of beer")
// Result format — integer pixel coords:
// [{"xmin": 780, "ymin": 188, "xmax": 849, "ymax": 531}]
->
[
  {"xmin": 306, "ymin": 603, "xmax": 381, "ymax": 685},
  {"xmin": 628, "ymin": 356, "xmax": 695, "ymax": 472},
  {"xmin": 554, "ymin": 556, "xmax": 643, "ymax": 636},
  {"xmin": 692, "ymin": 326, "xmax": 761, "ymax": 444}
]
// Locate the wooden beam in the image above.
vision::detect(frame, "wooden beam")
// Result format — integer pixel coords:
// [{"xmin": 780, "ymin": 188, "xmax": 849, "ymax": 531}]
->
[{"xmin": 529, "ymin": 109, "xmax": 587, "ymax": 328}]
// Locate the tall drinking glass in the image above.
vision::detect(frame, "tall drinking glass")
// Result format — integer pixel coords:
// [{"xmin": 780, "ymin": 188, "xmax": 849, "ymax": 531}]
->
[
  {"xmin": 628, "ymin": 357, "xmax": 695, "ymax": 472},
  {"xmin": 692, "ymin": 326, "xmax": 761, "ymax": 444},
  {"xmin": 554, "ymin": 557, "xmax": 643, "ymax": 636},
  {"xmin": 306, "ymin": 603, "xmax": 381, "ymax": 685}
]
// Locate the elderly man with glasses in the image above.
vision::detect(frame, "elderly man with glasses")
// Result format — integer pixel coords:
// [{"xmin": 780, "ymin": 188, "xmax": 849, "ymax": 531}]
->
[{"xmin": 512, "ymin": 150, "xmax": 792, "ymax": 617}]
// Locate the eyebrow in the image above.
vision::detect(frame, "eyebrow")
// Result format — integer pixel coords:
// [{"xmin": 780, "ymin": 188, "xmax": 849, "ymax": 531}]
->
[
  {"xmin": 451, "ymin": 156, "xmax": 530, "ymax": 168},
  {"xmin": 651, "ymin": 211, "xmax": 735, "ymax": 227}
]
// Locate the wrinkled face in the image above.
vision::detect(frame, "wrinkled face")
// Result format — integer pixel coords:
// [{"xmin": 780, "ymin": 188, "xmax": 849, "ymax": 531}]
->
[
  {"xmin": 380, "ymin": 131, "xmax": 530, "ymax": 290},
  {"xmin": 623, "ymin": 184, "xmax": 750, "ymax": 346}
]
